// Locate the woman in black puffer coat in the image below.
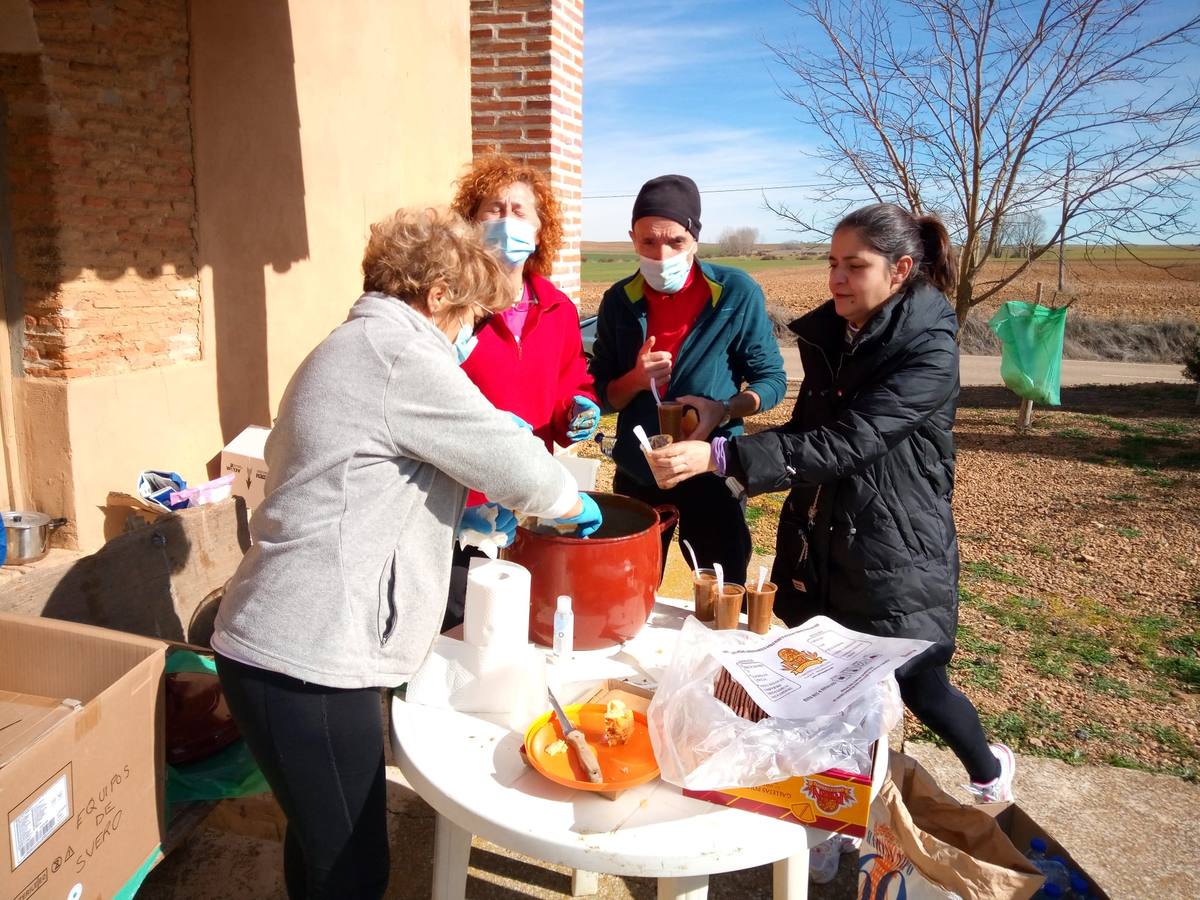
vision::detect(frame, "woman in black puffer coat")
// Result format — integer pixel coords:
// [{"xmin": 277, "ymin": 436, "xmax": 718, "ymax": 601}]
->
[{"xmin": 648, "ymin": 203, "xmax": 1014, "ymax": 802}]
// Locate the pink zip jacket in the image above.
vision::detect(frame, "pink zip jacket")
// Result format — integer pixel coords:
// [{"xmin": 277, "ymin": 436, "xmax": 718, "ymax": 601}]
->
[{"xmin": 460, "ymin": 273, "xmax": 596, "ymax": 505}]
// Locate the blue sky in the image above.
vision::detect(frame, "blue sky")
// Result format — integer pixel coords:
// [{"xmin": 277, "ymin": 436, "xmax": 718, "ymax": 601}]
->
[
  {"xmin": 580, "ymin": 0, "xmax": 1200, "ymax": 246},
  {"xmin": 582, "ymin": 0, "xmax": 822, "ymax": 243}
]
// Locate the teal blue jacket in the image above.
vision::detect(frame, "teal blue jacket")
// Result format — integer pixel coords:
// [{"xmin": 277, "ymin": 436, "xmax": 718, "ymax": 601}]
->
[{"xmin": 590, "ymin": 262, "xmax": 787, "ymax": 486}]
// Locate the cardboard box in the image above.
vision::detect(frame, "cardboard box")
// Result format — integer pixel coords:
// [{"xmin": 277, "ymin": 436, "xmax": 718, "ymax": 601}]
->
[
  {"xmin": 980, "ymin": 800, "xmax": 1112, "ymax": 900},
  {"xmin": 1, "ymin": 613, "xmax": 166, "ymax": 900},
  {"xmin": 220, "ymin": 426, "xmax": 271, "ymax": 509},
  {"xmin": 683, "ymin": 741, "xmax": 886, "ymax": 839}
]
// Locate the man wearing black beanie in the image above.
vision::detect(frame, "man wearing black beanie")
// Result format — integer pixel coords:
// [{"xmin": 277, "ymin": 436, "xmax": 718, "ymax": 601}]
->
[{"xmin": 589, "ymin": 175, "xmax": 786, "ymax": 584}]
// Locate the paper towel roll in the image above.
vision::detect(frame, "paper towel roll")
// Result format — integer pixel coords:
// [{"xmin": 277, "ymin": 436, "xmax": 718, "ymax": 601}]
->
[{"xmin": 463, "ymin": 558, "xmax": 532, "ymax": 651}]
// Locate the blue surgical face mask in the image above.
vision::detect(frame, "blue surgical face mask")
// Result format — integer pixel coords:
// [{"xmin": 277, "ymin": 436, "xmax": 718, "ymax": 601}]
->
[
  {"xmin": 453, "ymin": 322, "xmax": 478, "ymax": 364},
  {"xmin": 482, "ymin": 217, "xmax": 537, "ymax": 269},
  {"xmin": 639, "ymin": 250, "xmax": 693, "ymax": 293}
]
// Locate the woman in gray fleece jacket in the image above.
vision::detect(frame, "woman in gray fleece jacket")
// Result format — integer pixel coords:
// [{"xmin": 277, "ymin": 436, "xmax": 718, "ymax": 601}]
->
[{"xmin": 211, "ymin": 208, "xmax": 599, "ymax": 899}]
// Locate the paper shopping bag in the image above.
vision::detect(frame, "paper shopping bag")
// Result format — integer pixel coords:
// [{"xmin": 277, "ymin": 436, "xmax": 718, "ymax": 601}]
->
[{"xmin": 858, "ymin": 753, "xmax": 1044, "ymax": 900}]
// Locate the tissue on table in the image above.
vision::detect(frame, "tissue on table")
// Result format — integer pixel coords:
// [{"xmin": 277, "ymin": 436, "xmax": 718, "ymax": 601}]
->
[{"xmin": 407, "ymin": 558, "xmax": 546, "ymax": 731}]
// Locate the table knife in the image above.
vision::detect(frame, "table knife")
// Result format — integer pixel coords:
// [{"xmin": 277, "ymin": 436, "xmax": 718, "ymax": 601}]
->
[{"xmin": 547, "ymin": 687, "xmax": 603, "ymax": 784}]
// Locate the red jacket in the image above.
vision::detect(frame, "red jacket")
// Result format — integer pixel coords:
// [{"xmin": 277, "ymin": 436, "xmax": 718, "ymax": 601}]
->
[{"xmin": 461, "ymin": 273, "xmax": 596, "ymax": 504}]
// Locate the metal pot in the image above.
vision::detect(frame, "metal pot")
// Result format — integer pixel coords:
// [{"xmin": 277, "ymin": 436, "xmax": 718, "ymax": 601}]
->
[
  {"xmin": 2, "ymin": 511, "xmax": 68, "ymax": 565},
  {"xmin": 502, "ymin": 492, "xmax": 679, "ymax": 650}
]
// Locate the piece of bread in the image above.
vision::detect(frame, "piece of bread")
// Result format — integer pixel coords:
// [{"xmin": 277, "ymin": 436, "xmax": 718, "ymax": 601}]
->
[
  {"xmin": 546, "ymin": 739, "xmax": 568, "ymax": 756},
  {"xmin": 603, "ymin": 699, "xmax": 635, "ymax": 745}
]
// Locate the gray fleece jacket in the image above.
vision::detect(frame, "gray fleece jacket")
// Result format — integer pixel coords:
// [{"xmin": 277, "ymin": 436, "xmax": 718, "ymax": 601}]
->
[{"xmin": 212, "ymin": 293, "xmax": 578, "ymax": 688}]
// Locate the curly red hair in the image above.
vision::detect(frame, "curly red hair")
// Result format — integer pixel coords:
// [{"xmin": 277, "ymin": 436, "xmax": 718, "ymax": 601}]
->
[{"xmin": 450, "ymin": 155, "xmax": 563, "ymax": 278}]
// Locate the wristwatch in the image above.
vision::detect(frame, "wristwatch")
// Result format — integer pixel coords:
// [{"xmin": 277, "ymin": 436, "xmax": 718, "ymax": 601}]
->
[{"xmin": 718, "ymin": 398, "xmax": 733, "ymax": 428}]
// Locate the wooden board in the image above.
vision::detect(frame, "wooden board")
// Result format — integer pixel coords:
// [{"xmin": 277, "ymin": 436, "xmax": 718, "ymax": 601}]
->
[{"xmin": 0, "ymin": 498, "xmax": 250, "ymax": 647}]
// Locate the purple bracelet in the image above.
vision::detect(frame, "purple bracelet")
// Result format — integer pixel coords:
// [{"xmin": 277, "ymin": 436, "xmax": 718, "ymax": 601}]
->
[{"xmin": 711, "ymin": 436, "xmax": 728, "ymax": 476}]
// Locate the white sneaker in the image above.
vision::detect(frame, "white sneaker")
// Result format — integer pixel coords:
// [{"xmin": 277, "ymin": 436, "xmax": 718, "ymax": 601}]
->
[
  {"xmin": 965, "ymin": 743, "xmax": 1016, "ymax": 803},
  {"xmin": 809, "ymin": 836, "xmax": 841, "ymax": 884}
]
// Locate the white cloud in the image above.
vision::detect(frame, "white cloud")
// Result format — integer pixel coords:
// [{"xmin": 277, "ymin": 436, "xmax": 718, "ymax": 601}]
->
[{"xmin": 585, "ymin": 21, "xmax": 759, "ymax": 86}]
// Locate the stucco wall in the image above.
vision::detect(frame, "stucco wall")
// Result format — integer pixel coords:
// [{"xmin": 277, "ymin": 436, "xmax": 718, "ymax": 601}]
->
[
  {"xmin": 3, "ymin": 1, "xmax": 474, "ymax": 550},
  {"xmin": 191, "ymin": 0, "xmax": 474, "ymax": 435}
]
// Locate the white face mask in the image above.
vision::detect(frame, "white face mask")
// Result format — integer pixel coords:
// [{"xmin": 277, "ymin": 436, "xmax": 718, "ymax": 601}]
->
[
  {"xmin": 453, "ymin": 322, "xmax": 478, "ymax": 364},
  {"xmin": 482, "ymin": 217, "xmax": 537, "ymax": 269},
  {"xmin": 639, "ymin": 250, "xmax": 692, "ymax": 293}
]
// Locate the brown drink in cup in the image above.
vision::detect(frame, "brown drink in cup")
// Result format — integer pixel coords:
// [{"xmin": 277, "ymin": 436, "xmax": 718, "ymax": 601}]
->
[
  {"xmin": 644, "ymin": 434, "xmax": 673, "ymax": 488},
  {"xmin": 714, "ymin": 583, "xmax": 746, "ymax": 630},
  {"xmin": 657, "ymin": 401, "xmax": 686, "ymax": 442},
  {"xmin": 746, "ymin": 581, "xmax": 777, "ymax": 634},
  {"xmin": 693, "ymin": 567, "xmax": 717, "ymax": 622}
]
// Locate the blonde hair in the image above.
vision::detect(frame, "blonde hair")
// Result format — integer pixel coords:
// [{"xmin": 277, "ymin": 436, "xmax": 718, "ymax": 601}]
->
[
  {"xmin": 450, "ymin": 154, "xmax": 563, "ymax": 277},
  {"xmin": 361, "ymin": 207, "xmax": 511, "ymax": 314}
]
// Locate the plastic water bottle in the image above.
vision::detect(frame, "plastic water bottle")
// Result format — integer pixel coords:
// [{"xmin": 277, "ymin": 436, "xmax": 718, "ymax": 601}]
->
[
  {"xmin": 552, "ymin": 594, "xmax": 574, "ymax": 659},
  {"xmin": 593, "ymin": 432, "xmax": 616, "ymax": 459},
  {"xmin": 1064, "ymin": 871, "xmax": 1091, "ymax": 899},
  {"xmin": 1026, "ymin": 839, "xmax": 1069, "ymax": 891}
]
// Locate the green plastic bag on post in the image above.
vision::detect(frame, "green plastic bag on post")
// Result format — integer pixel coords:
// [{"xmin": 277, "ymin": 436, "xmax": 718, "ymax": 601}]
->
[{"xmin": 987, "ymin": 301, "xmax": 1068, "ymax": 406}]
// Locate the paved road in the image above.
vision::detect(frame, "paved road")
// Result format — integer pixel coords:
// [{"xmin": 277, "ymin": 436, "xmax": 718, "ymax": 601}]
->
[{"xmin": 779, "ymin": 347, "xmax": 1188, "ymax": 386}]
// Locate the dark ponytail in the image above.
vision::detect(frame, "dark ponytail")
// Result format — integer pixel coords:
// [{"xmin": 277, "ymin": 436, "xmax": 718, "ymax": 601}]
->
[
  {"xmin": 836, "ymin": 204, "xmax": 958, "ymax": 295},
  {"xmin": 914, "ymin": 215, "xmax": 957, "ymax": 295}
]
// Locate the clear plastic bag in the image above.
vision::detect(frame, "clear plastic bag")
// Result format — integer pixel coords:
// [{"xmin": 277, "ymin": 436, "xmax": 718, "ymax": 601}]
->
[{"xmin": 647, "ymin": 617, "xmax": 903, "ymax": 790}]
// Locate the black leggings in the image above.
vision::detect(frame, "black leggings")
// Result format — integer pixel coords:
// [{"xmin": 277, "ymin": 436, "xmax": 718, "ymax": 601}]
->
[
  {"xmin": 896, "ymin": 664, "xmax": 1000, "ymax": 783},
  {"xmin": 614, "ymin": 469, "xmax": 752, "ymax": 585},
  {"xmin": 215, "ymin": 655, "xmax": 390, "ymax": 900}
]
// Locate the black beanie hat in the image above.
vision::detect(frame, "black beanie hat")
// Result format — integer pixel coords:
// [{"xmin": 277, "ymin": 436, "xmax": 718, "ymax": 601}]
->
[{"xmin": 631, "ymin": 174, "xmax": 702, "ymax": 239}]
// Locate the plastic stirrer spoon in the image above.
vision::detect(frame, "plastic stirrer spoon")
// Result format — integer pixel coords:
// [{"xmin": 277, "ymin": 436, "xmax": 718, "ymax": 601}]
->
[
  {"xmin": 650, "ymin": 377, "xmax": 662, "ymax": 407},
  {"xmin": 632, "ymin": 424, "xmax": 654, "ymax": 453},
  {"xmin": 757, "ymin": 565, "xmax": 767, "ymax": 592},
  {"xmin": 714, "ymin": 562, "xmax": 724, "ymax": 599},
  {"xmin": 682, "ymin": 539, "xmax": 700, "ymax": 572}
]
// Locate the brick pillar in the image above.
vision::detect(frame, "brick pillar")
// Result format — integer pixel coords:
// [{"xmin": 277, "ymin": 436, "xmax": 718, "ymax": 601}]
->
[{"xmin": 470, "ymin": 0, "xmax": 583, "ymax": 304}]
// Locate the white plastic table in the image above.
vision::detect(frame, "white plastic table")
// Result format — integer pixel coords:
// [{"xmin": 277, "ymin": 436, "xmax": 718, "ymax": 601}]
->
[{"xmin": 391, "ymin": 599, "xmax": 888, "ymax": 900}]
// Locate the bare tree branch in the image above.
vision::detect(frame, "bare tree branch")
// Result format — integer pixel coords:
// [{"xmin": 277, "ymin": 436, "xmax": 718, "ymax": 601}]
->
[{"xmin": 765, "ymin": 0, "xmax": 1200, "ymax": 322}]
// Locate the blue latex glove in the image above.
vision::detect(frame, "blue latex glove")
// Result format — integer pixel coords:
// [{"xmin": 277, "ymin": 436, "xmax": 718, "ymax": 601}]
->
[
  {"xmin": 457, "ymin": 502, "xmax": 518, "ymax": 551},
  {"xmin": 545, "ymin": 493, "xmax": 603, "ymax": 538},
  {"xmin": 510, "ymin": 412, "xmax": 532, "ymax": 432},
  {"xmin": 566, "ymin": 395, "xmax": 600, "ymax": 443}
]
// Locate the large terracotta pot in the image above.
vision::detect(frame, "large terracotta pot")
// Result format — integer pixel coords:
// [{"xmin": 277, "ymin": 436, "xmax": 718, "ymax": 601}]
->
[{"xmin": 503, "ymin": 492, "xmax": 679, "ymax": 650}]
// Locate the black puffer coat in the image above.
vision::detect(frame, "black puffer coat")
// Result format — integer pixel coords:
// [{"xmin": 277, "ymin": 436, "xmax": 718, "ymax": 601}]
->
[{"xmin": 727, "ymin": 281, "xmax": 960, "ymax": 675}]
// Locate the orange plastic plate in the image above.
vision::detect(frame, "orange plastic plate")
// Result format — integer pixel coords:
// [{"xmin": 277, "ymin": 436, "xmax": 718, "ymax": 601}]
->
[{"xmin": 524, "ymin": 702, "xmax": 659, "ymax": 792}]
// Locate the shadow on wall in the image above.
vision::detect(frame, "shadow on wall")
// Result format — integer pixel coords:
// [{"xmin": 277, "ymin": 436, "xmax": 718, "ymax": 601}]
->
[
  {"xmin": 190, "ymin": 0, "xmax": 309, "ymax": 443},
  {"xmin": 0, "ymin": 0, "xmax": 309, "ymax": 446}
]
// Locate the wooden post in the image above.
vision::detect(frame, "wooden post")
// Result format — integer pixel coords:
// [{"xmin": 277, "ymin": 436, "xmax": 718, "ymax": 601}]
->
[{"xmin": 1016, "ymin": 282, "xmax": 1043, "ymax": 432}]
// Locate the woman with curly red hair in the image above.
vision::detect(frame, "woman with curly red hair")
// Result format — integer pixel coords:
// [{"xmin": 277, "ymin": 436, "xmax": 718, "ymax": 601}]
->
[{"xmin": 444, "ymin": 155, "xmax": 599, "ymax": 626}]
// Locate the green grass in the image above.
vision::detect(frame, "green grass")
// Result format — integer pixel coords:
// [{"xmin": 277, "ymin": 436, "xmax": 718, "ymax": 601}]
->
[
  {"xmin": 1146, "ymin": 652, "xmax": 1200, "ymax": 691},
  {"xmin": 1116, "ymin": 526, "xmax": 1143, "ymax": 538},
  {"xmin": 1028, "ymin": 542, "xmax": 1054, "ymax": 559},
  {"xmin": 1055, "ymin": 427, "xmax": 1091, "ymax": 440},
  {"xmin": 952, "ymin": 655, "xmax": 1002, "ymax": 690},
  {"xmin": 1137, "ymin": 723, "xmax": 1199, "ymax": 758},
  {"xmin": 1007, "ymin": 593, "xmax": 1044, "ymax": 609},
  {"xmin": 962, "ymin": 559, "xmax": 1028, "ymax": 586},
  {"xmin": 1061, "ymin": 632, "xmax": 1114, "ymax": 666},
  {"xmin": 959, "ymin": 531, "xmax": 993, "ymax": 544},
  {"xmin": 1027, "ymin": 645, "xmax": 1071, "ymax": 677},
  {"xmin": 958, "ymin": 586, "xmax": 983, "ymax": 605},
  {"xmin": 580, "ymin": 253, "xmax": 821, "ymax": 283},
  {"xmin": 1165, "ymin": 632, "xmax": 1200, "ymax": 655},
  {"xmin": 979, "ymin": 602, "xmax": 1035, "ymax": 630},
  {"xmin": 1088, "ymin": 675, "xmax": 1133, "ymax": 698},
  {"xmin": 956, "ymin": 624, "xmax": 1002, "ymax": 656}
]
